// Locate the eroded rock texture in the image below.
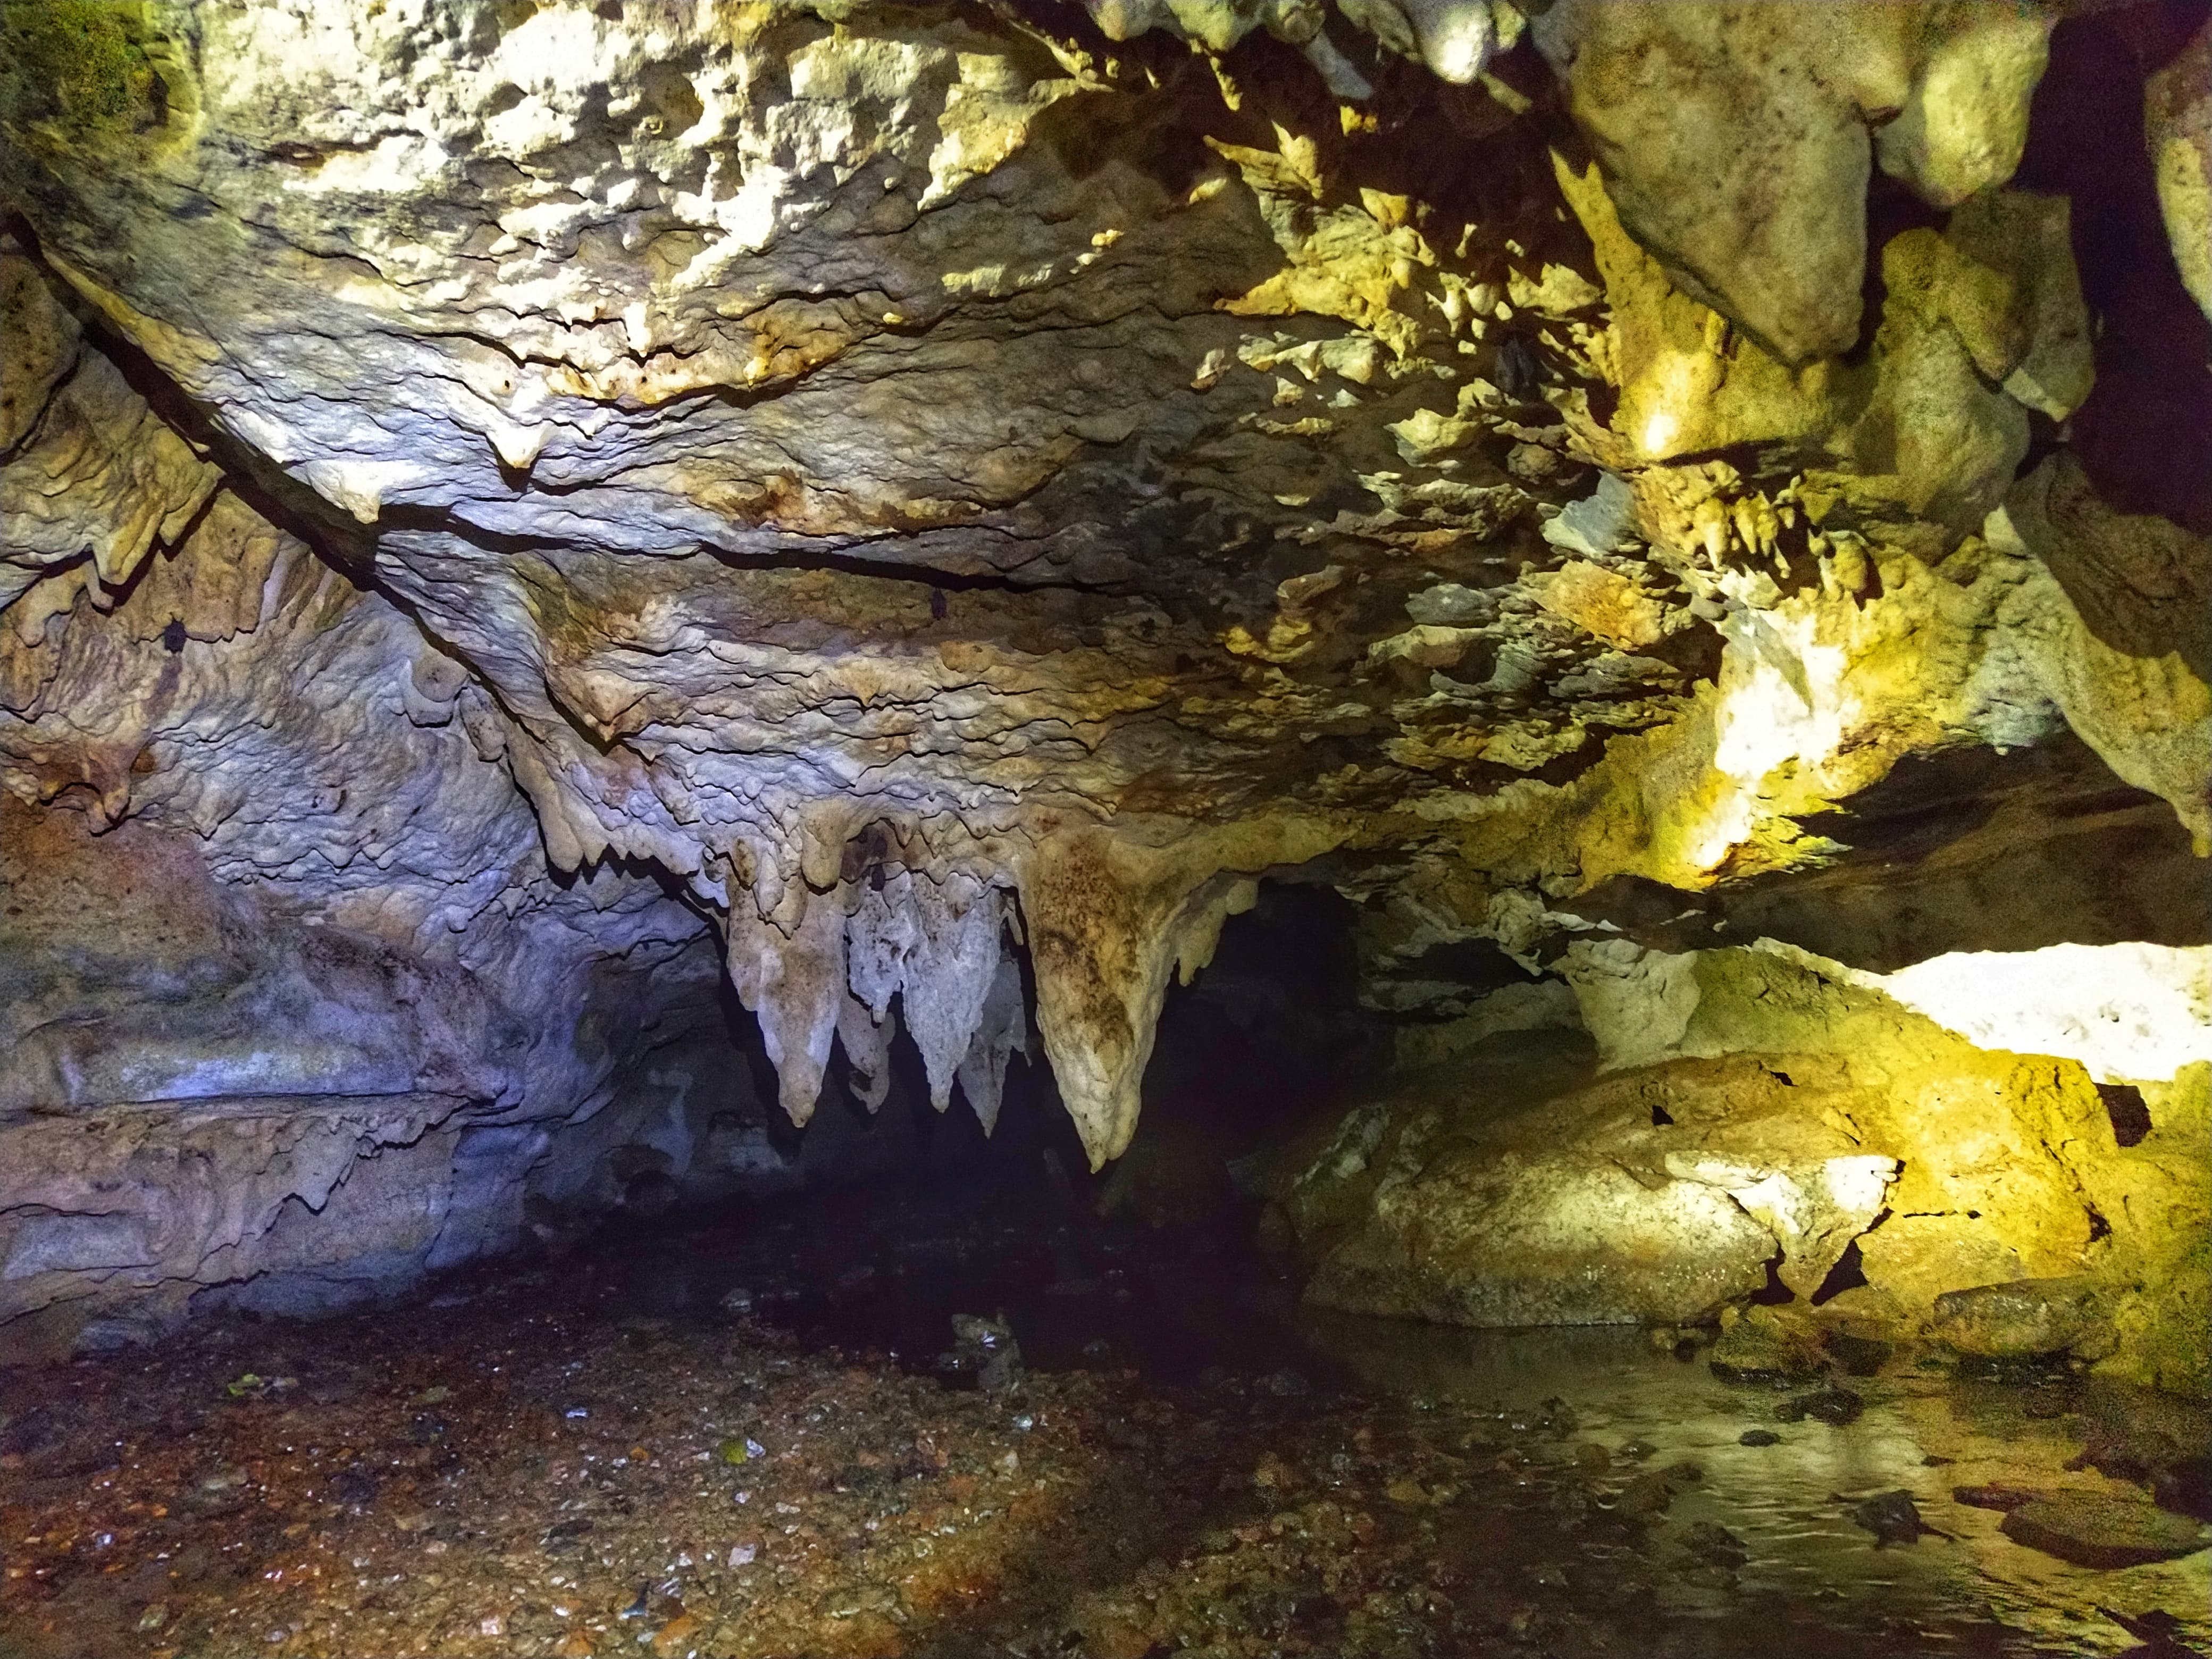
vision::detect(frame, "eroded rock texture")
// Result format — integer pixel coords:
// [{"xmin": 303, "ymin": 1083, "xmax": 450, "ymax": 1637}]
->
[{"xmin": 1, "ymin": 0, "xmax": 2206, "ymax": 1371}]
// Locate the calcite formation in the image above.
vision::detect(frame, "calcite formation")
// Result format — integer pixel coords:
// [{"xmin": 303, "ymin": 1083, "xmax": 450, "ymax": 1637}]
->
[{"xmin": 1, "ymin": 0, "xmax": 2205, "ymax": 1368}]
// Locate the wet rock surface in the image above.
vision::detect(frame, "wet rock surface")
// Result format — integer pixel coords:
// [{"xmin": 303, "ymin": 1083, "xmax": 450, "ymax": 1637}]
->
[
  {"xmin": 1275, "ymin": 961, "xmax": 2211, "ymax": 1394},
  {"xmin": 3, "ymin": 1177, "xmax": 2208, "ymax": 1659},
  {"xmin": 1999, "ymin": 1498, "xmax": 2210, "ymax": 1572}
]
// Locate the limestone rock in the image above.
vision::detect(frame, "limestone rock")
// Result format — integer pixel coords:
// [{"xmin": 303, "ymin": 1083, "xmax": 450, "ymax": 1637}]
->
[
  {"xmin": 1306, "ymin": 1135, "xmax": 1778, "ymax": 1328},
  {"xmin": 1999, "ymin": 1496, "xmax": 2210, "ymax": 1570},
  {"xmin": 1554, "ymin": 937, "xmax": 2211, "ymax": 1390},
  {"xmin": 1528, "ymin": 2, "xmax": 2053, "ymax": 364},
  {"xmin": 1930, "ymin": 1276, "xmax": 2115, "ymax": 1362},
  {"xmin": 2147, "ymin": 18, "xmax": 2212, "ymax": 321},
  {"xmin": 1292, "ymin": 1055, "xmax": 1900, "ymax": 1329}
]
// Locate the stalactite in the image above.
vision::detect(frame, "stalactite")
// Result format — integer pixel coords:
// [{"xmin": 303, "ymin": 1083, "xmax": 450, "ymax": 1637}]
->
[
  {"xmin": 898, "ymin": 877, "xmax": 1009, "ymax": 1113},
  {"xmin": 1017, "ymin": 822, "xmax": 1325, "ymax": 1168},
  {"xmin": 722, "ymin": 891, "xmax": 847, "ymax": 1127},
  {"xmin": 954, "ymin": 951, "xmax": 1030, "ymax": 1136},
  {"xmin": 835, "ymin": 988, "xmax": 894, "ymax": 1114}
]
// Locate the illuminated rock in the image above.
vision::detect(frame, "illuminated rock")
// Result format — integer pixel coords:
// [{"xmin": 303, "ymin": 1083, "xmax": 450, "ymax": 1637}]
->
[
  {"xmin": 1288, "ymin": 1055, "xmax": 1901, "ymax": 1327},
  {"xmin": 2147, "ymin": 18, "xmax": 2212, "ymax": 322},
  {"xmin": 1999, "ymin": 1496, "xmax": 2211, "ymax": 1570},
  {"xmin": 1930, "ymin": 1276, "xmax": 2115, "ymax": 1362}
]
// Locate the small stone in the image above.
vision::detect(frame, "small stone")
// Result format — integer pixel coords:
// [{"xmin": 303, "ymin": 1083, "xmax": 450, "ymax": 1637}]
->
[
  {"xmin": 650, "ymin": 1610, "xmax": 700, "ymax": 1655},
  {"xmin": 1738, "ymin": 1429, "xmax": 1781, "ymax": 1447},
  {"xmin": 1709, "ymin": 1308, "xmax": 1827, "ymax": 1385},
  {"xmin": 950, "ymin": 1313, "xmax": 1011, "ymax": 1348},
  {"xmin": 1778, "ymin": 1386, "xmax": 1863, "ymax": 1427},
  {"xmin": 1681, "ymin": 1520, "xmax": 1748, "ymax": 1568},
  {"xmin": 978, "ymin": 1342, "xmax": 1025, "ymax": 1394},
  {"xmin": 1953, "ymin": 1483, "xmax": 2043, "ymax": 1512},
  {"xmin": 1618, "ymin": 1463, "xmax": 1703, "ymax": 1517},
  {"xmin": 2000, "ymin": 1496, "xmax": 2210, "ymax": 1569},
  {"xmin": 543, "ymin": 1518, "xmax": 594, "ymax": 1554},
  {"xmin": 1840, "ymin": 1489, "xmax": 1935, "ymax": 1546}
]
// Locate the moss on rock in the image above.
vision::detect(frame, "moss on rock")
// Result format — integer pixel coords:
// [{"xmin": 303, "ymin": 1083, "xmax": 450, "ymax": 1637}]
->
[{"xmin": 2, "ymin": 0, "xmax": 156, "ymax": 133}]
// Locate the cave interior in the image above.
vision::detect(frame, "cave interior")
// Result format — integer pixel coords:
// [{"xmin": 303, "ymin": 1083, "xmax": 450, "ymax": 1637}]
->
[{"xmin": 1, "ymin": 1, "xmax": 2209, "ymax": 1655}]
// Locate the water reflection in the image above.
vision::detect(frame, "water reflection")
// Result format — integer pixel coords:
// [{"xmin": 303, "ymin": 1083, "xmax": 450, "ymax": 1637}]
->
[{"xmin": 1296, "ymin": 1313, "xmax": 2212, "ymax": 1656}]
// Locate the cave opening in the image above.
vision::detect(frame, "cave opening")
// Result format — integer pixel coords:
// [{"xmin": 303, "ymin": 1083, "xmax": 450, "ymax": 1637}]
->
[{"xmin": 4, "ymin": 0, "xmax": 2211, "ymax": 1654}]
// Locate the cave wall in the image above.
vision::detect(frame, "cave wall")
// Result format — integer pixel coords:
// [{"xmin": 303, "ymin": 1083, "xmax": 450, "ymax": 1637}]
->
[{"xmin": 0, "ymin": 0, "xmax": 2206, "ymax": 1371}]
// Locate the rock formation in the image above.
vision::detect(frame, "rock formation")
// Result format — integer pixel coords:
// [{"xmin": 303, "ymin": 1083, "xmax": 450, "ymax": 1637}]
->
[{"xmin": 1, "ymin": 0, "xmax": 2204, "ymax": 1379}]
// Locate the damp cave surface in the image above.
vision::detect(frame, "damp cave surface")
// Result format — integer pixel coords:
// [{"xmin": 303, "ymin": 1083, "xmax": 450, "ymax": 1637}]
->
[
  {"xmin": 5, "ymin": 1, "xmax": 2212, "ymax": 1655},
  {"xmin": 4, "ymin": 1154, "xmax": 2210, "ymax": 1659}
]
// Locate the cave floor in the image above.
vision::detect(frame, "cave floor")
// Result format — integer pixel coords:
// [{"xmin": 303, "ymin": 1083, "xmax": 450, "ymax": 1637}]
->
[{"xmin": 3, "ymin": 1179, "xmax": 2207, "ymax": 1659}]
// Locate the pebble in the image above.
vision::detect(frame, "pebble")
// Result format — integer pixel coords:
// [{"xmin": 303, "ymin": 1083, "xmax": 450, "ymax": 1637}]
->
[
  {"xmin": 1682, "ymin": 1520, "xmax": 1749, "ymax": 1568},
  {"xmin": 1838, "ymin": 1489, "xmax": 1941, "ymax": 1546},
  {"xmin": 650, "ymin": 1608, "xmax": 701, "ymax": 1654},
  {"xmin": 1778, "ymin": 1386, "xmax": 1864, "ymax": 1427},
  {"xmin": 1953, "ymin": 1483, "xmax": 2042, "ymax": 1512}
]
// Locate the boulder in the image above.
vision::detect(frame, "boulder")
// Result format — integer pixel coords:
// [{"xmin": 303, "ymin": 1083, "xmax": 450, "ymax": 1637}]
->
[
  {"xmin": 1292, "ymin": 1056, "xmax": 1899, "ymax": 1330},
  {"xmin": 1931, "ymin": 1276, "xmax": 2116, "ymax": 1362},
  {"xmin": 1999, "ymin": 1496, "xmax": 2209, "ymax": 1569}
]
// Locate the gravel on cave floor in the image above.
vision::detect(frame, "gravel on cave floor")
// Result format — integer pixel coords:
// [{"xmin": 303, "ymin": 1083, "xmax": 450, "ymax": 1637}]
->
[{"xmin": 2, "ymin": 1186, "xmax": 2207, "ymax": 1659}]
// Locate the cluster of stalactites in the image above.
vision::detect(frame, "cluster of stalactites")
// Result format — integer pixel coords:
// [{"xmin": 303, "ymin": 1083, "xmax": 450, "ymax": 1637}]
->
[
  {"xmin": 1076, "ymin": 0, "xmax": 1519, "ymax": 100},
  {"xmin": 717, "ymin": 819, "xmax": 1333, "ymax": 1169},
  {"xmin": 722, "ymin": 868, "xmax": 1032, "ymax": 1141}
]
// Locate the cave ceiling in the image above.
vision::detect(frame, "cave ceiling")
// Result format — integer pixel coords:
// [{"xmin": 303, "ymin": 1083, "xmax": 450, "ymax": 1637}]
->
[{"xmin": 2, "ymin": 0, "xmax": 2207, "ymax": 1164}]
